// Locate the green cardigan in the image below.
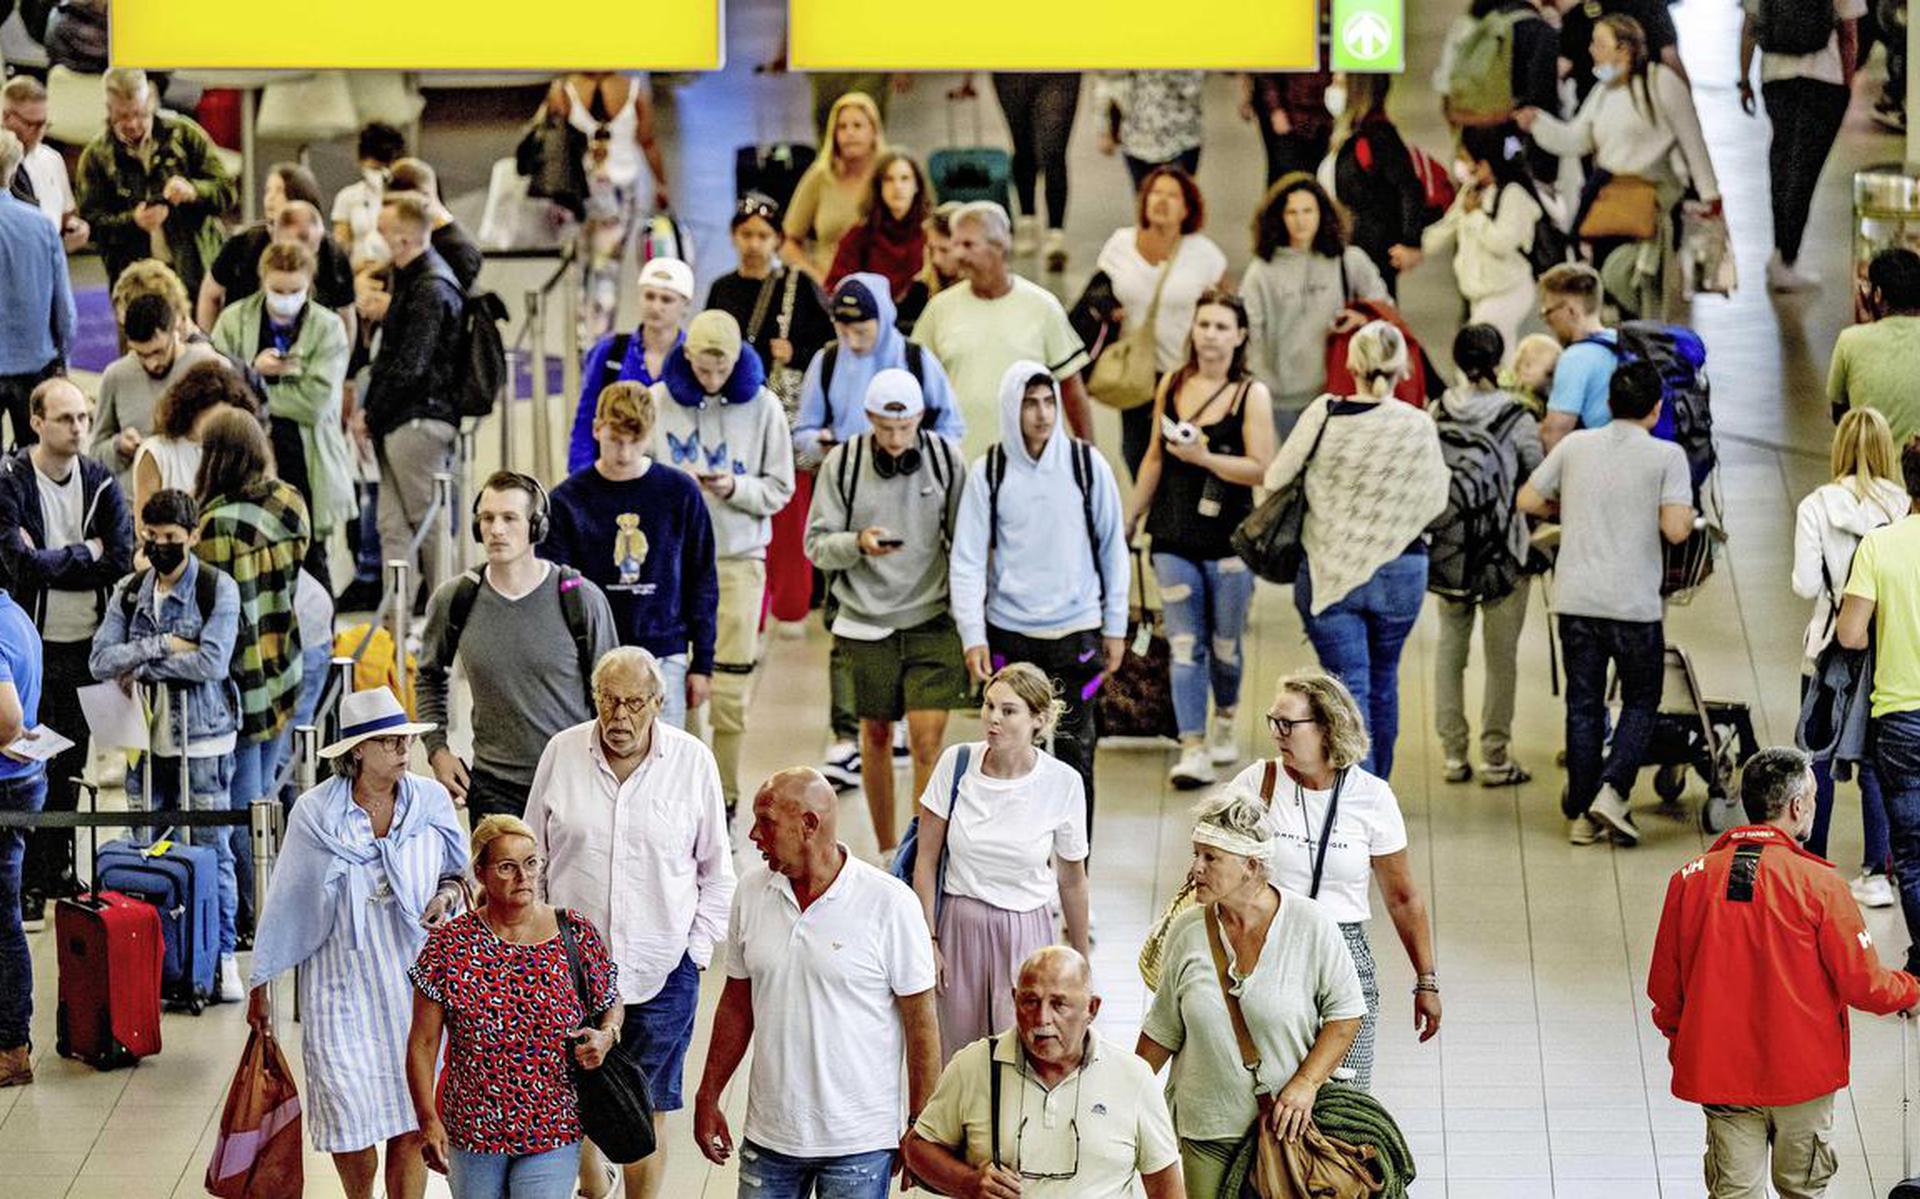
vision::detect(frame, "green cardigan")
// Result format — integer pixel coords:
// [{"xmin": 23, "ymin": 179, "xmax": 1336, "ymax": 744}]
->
[{"xmin": 211, "ymin": 295, "xmax": 357, "ymax": 535}]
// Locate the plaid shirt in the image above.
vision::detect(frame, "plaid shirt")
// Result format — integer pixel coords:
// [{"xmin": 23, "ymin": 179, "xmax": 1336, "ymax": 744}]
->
[{"xmin": 195, "ymin": 478, "xmax": 310, "ymax": 741}]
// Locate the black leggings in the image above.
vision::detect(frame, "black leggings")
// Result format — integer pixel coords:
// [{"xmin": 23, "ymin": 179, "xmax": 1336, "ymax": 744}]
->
[
  {"xmin": 991, "ymin": 73, "xmax": 1080, "ymax": 229},
  {"xmin": 1763, "ymin": 77, "xmax": 1850, "ymax": 264}
]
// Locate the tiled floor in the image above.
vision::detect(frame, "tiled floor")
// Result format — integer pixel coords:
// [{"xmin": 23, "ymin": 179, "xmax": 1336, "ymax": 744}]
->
[{"xmin": 13, "ymin": 0, "xmax": 1920, "ymax": 1195}]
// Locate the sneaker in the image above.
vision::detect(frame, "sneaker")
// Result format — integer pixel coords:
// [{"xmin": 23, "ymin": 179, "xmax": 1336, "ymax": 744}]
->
[
  {"xmin": 1853, "ymin": 871, "xmax": 1897, "ymax": 909},
  {"xmin": 1013, "ymin": 215, "xmax": 1040, "ymax": 257},
  {"xmin": 46, "ymin": 870, "xmax": 83, "ymax": 900},
  {"xmin": 18, "ymin": 891, "xmax": 44, "ymax": 934},
  {"xmin": 821, "ymin": 740, "xmax": 861, "ymax": 789},
  {"xmin": 1587, "ymin": 784, "xmax": 1640, "ymax": 846},
  {"xmin": 1169, "ymin": 744, "xmax": 1217, "ymax": 790},
  {"xmin": 0, "ymin": 1044, "xmax": 30, "ymax": 1088},
  {"xmin": 218, "ymin": 955, "xmax": 245, "ymax": 1003},
  {"xmin": 892, "ymin": 721, "xmax": 911, "ymax": 760},
  {"xmin": 1766, "ymin": 251, "xmax": 1819, "ymax": 293},
  {"xmin": 1442, "ymin": 759, "xmax": 1473, "ymax": 784},
  {"xmin": 1207, "ymin": 713, "xmax": 1239, "ymax": 766},
  {"xmin": 1042, "ymin": 229, "xmax": 1068, "ymax": 273},
  {"xmin": 1568, "ymin": 815, "xmax": 1607, "ymax": 846},
  {"xmin": 1479, "ymin": 759, "xmax": 1532, "ymax": 787},
  {"xmin": 334, "ymin": 576, "xmax": 382, "ymax": 613}
]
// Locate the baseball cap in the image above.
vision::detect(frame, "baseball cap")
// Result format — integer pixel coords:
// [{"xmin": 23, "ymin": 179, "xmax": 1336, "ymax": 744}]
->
[
  {"xmin": 636, "ymin": 256, "xmax": 694, "ymax": 301},
  {"xmin": 686, "ymin": 310, "xmax": 743, "ymax": 361},
  {"xmin": 864, "ymin": 368, "xmax": 925, "ymax": 420},
  {"xmin": 829, "ymin": 278, "xmax": 880, "ymax": 324}
]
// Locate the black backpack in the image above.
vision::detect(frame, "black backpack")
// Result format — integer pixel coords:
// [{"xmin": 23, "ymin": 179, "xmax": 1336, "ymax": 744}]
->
[
  {"xmin": 444, "ymin": 565, "xmax": 596, "ymax": 700},
  {"xmin": 453, "ymin": 290, "xmax": 509, "ymax": 419},
  {"xmin": 819, "ymin": 343, "xmax": 936, "ymax": 432},
  {"xmin": 986, "ymin": 439, "xmax": 1106, "ymax": 613},
  {"xmin": 1427, "ymin": 405, "xmax": 1529, "ymax": 604},
  {"xmin": 1755, "ymin": 0, "xmax": 1835, "ymax": 54},
  {"xmin": 1489, "ymin": 183, "xmax": 1569, "ymax": 279},
  {"xmin": 118, "ymin": 562, "xmax": 254, "ymax": 709}
]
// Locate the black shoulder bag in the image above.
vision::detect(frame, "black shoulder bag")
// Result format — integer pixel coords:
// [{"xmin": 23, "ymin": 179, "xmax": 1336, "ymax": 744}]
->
[
  {"xmin": 1231, "ymin": 400, "xmax": 1332, "ymax": 585},
  {"xmin": 556, "ymin": 914, "xmax": 658, "ymax": 1164}
]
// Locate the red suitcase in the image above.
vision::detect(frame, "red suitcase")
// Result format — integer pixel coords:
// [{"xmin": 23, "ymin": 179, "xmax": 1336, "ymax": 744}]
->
[{"xmin": 55, "ymin": 890, "xmax": 164, "ymax": 1069}]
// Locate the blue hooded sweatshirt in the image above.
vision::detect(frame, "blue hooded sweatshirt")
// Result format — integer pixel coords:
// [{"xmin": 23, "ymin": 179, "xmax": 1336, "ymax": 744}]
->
[
  {"xmin": 569, "ymin": 327, "xmax": 686, "ymax": 474},
  {"xmin": 791, "ymin": 272, "xmax": 964, "ymax": 463}
]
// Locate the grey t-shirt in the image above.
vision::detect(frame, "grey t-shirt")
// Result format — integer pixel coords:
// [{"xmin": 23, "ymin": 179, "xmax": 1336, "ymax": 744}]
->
[
  {"xmin": 416, "ymin": 563, "xmax": 618, "ymax": 786},
  {"xmin": 1528, "ymin": 421, "xmax": 1691, "ymax": 623},
  {"xmin": 91, "ymin": 341, "xmax": 220, "ymax": 481}
]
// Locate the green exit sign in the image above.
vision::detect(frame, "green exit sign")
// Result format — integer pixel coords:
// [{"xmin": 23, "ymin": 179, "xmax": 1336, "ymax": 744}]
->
[{"xmin": 1331, "ymin": 0, "xmax": 1404, "ymax": 72}]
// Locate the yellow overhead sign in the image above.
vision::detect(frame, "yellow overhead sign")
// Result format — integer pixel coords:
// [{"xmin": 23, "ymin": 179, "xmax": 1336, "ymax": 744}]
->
[
  {"xmin": 110, "ymin": 1, "xmax": 724, "ymax": 71},
  {"xmin": 789, "ymin": 0, "xmax": 1319, "ymax": 70}
]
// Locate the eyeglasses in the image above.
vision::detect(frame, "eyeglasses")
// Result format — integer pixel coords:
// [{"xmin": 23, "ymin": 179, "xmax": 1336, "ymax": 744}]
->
[
  {"xmin": 487, "ymin": 856, "xmax": 543, "ymax": 879},
  {"xmin": 1014, "ymin": 1062, "xmax": 1083, "ymax": 1180},
  {"xmin": 1266, "ymin": 714, "xmax": 1316, "ymax": 739},
  {"xmin": 1539, "ymin": 300, "xmax": 1573, "ymax": 321},
  {"xmin": 598, "ymin": 693, "xmax": 658, "ymax": 717},
  {"xmin": 366, "ymin": 734, "xmax": 410, "ymax": 753}
]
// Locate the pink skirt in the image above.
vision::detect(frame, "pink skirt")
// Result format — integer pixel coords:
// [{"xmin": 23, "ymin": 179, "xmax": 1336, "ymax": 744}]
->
[{"xmin": 935, "ymin": 893, "xmax": 1055, "ymax": 1064}]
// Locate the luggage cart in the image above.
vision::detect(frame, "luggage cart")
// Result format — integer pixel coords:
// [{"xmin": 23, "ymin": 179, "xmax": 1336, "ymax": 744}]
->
[{"xmin": 1642, "ymin": 643, "xmax": 1758, "ymax": 834}]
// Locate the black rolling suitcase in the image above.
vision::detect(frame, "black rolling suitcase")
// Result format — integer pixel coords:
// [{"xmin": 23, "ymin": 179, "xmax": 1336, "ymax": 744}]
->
[{"xmin": 1897, "ymin": 1014, "xmax": 1920, "ymax": 1198}]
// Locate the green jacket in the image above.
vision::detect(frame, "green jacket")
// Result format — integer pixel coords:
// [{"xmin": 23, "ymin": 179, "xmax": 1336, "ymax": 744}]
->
[
  {"xmin": 210, "ymin": 295, "xmax": 357, "ymax": 536},
  {"xmin": 76, "ymin": 109, "xmax": 236, "ymax": 294}
]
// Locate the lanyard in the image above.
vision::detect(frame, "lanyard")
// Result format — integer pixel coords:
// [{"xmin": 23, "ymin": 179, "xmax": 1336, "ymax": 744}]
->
[{"xmin": 1294, "ymin": 768, "xmax": 1346, "ymax": 899}]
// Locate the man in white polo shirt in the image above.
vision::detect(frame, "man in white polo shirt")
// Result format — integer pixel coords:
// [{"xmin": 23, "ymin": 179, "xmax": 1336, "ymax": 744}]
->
[
  {"xmin": 694, "ymin": 766, "xmax": 940, "ymax": 1198},
  {"xmin": 525, "ymin": 645, "xmax": 735, "ymax": 1199},
  {"xmin": 904, "ymin": 945, "xmax": 1185, "ymax": 1197}
]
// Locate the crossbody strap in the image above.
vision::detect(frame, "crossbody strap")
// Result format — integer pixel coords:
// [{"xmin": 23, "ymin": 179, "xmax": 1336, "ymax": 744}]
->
[
  {"xmin": 554, "ymin": 911, "xmax": 598, "ymax": 1024},
  {"xmin": 1204, "ymin": 905, "xmax": 1267, "ymax": 1094},
  {"xmin": 1301, "ymin": 767, "xmax": 1347, "ymax": 900},
  {"xmin": 744, "ymin": 272, "xmax": 780, "ymax": 346},
  {"xmin": 988, "ymin": 1033, "xmax": 1003, "ymax": 1167}
]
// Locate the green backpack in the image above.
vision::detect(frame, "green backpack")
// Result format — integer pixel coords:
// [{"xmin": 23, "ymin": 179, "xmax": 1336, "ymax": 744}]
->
[{"xmin": 1446, "ymin": 9, "xmax": 1527, "ymax": 126}]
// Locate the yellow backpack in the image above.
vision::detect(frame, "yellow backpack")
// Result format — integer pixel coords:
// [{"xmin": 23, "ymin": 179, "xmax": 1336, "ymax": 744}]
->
[{"xmin": 332, "ymin": 623, "xmax": 417, "ymax": 716}]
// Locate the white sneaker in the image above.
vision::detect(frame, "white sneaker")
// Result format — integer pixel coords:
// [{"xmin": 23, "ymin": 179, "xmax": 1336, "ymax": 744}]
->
[
  {"xmin": 1207, "ymin": 713, "xmax": 1239, "ymax": 766},
  {"xmin": 1013, "ymin": 215, "xmax": 1040, "ymax": 257},
  {"xmin": 1568, "ymin": 815, "xmax": 1607, "ymax": 846},
  {"xmin": 1766, "ymin": 252, "xmax": 1819, "ymax": 293},
  {"xmin": 1853, "ymin": 871, "xmax": 1897, "ymax": 909},
  {"xmin": 821, "ymin": 740, "xmax": 860, "ymax": 789},
  {"xmin": 218, "ymin": 954, "xmax": 245, "ymax": 1003},
  {"xmin": 1169, "ymin": 744, "xmax": 1216, "ymax": 790},
  {"xmin": 1587, "ymin": 784, "xmax": 1640, "ymax": 846},
  {"xmin": 1042, "ymin": 229, "xmax": 1068, "ymax": 272},
  {"xmin": 892, "ymin": 720, "xmax": 911, "ymax": 760}
]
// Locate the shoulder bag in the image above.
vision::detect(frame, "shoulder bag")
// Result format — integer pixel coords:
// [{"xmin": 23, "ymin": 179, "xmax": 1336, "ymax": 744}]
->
[
  {"xmin": 1138, "ymin": 760, "xmax": 1278, "ymax": 989},
  {"xmin": 1232, "ymin": 401, "xmax": 1333, "ymax": 585},
  {"xmin": 747, "ymin": 269, "xmax": 807, "ymax": 422},
  {"xmin": 890, "ymin": 744, "xmax": 974, "ymax": 927},
  {"xmin": 1088, "ymin": 256, "xmax": 1173, "ymax": 411},
  {"xmin": 556, "ymin": 914, "xmax": 658, "ymax": 1165}
]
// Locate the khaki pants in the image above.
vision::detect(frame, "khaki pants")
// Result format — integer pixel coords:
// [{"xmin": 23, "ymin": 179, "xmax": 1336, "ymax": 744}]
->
[
  {"xmin": 706, "ymin": 557, "xmax": 765, "ymax": 808},
  {"xmin": 1703, "ymin": 1094, "xmax": 1837, "ymax": 1199}
]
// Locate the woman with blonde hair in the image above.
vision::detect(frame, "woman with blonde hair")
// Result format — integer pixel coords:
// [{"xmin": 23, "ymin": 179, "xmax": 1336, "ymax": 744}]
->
[
  {"xmin": 782, "ymin": 91, "xmax": 887, "ymax": 283},
  {"xmin": 1263, "ymin": 322, "xmax": 1449, "ymax": 778},
  {"xmin": 1220, "ymin": 668, "xmax": 1440, "ymax": 1094},
  {"xmin": 910, "ymin": 661, "xmax": 1091, "ymax": 1062},
  {"xmin": 1792, "ymin": 407, "xmax": 1908, "ymax": 898},
  {"xmin": 1136, "ymin": 781, "xmax": 1366, "ymax": 1194}
]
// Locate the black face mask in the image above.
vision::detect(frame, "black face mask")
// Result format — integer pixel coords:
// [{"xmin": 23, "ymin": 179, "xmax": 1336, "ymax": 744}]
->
[
  {"xmin": 145, "ymin": 540, "xmax": 187, "ymax": 575},
  {"xmin": 872, "ymin": 443, "xmax": 922, "ymax": 479}
]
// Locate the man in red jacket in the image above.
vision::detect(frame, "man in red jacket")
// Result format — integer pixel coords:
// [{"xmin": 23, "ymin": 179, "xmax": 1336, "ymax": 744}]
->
[{"xmin": 1649, "ymin": 746, "xmax": 1919, "ymax": 1198}]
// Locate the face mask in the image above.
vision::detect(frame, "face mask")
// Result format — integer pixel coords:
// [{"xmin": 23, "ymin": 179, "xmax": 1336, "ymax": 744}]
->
[
  {"xmin": 1452, "ymin": 161, "xmax": 1477, "ymax": 188},
  {"xmin": 1593, "ymin": 62, "xmax": 1621, "ymax": 84},
  {"xmin": 1323, "ymin": 84, "xmax": 1348, "ymax": 118},
  {"xmin": 145, "ymin": 540, "xmax": 186, "ymax": 575},
  {"xmin": 266, "ymin": 290, "xmax": 307, "ymax": 320}
]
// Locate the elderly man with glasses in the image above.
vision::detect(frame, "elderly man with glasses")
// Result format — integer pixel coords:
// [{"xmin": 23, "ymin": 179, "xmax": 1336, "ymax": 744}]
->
[
  {"xmin": 903, "ymin": 946, "xmax": 1185, "ymax": 1198},
  {"xmin": 525, "ymin": 645, "xmax": 735, "ymax": 1199}
]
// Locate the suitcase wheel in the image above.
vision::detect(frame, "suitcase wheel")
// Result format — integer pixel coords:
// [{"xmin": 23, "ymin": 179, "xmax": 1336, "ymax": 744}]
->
[
  {"xmin": 1653, "ymin": 764, "xmax": 1688, "ymax": 803},
  {"xmin": 54, "ymin": 1005, "xmax": 69, "ymax": 1059}
]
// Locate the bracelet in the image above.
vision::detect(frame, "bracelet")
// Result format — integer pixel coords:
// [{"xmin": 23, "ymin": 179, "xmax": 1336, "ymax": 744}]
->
[{"xmin": 1412, "ymin": 982, "xmax": 1440, "ymax": 995}]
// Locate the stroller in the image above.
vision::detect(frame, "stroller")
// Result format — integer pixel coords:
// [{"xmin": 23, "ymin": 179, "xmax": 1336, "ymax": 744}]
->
[{"xmin": 1640, "ymin": 643, "xmax": 1758, "ymax": 833}]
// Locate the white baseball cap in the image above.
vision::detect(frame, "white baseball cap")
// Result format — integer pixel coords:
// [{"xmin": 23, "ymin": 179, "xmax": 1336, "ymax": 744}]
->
[
  {"xmin": 636, "ymin": 256, "xmax": 694, "ymax": 301},
  {"xmin": 864, "ymin": 368, "xmax": 926, "ymax": 420}
]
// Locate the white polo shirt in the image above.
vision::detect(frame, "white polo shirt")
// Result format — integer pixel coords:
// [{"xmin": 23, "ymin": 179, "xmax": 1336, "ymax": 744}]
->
[
  {"xmin": 913, "ymin": 1030, "xmax": 1180, "ymax": 1197},
  {"xmin": 725, "ymin": 850, "xmax": 936, "ymax": 1157},
  {"xmin": 526, "ymin": 719, "xmax": 736, "ymax": 1004}
]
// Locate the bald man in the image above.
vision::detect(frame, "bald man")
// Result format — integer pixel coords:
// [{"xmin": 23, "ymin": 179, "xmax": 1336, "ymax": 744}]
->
[
  {"xmin": 694, "ymin": 768, "xmax": 940, "ymax": 1197},
  {"xmin": 905, "ymin": 946, "xmax": 1186, "ymax": 1198}
]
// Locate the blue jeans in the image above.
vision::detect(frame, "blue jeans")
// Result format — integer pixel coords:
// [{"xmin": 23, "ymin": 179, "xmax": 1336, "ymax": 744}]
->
[
  {"xmin": 1872, "ymin": 710, "xmax": 1920, "ymax": 962},
  {"xmin": 126, "ymin": 751, "xmax": 240, "ymax": 956},
  {"xmin": 1559, "ymin": 614, "xmax": 1664, "ymax": 818},
  {"xmin": 1812, "ymin": 758, "xmax": 1887, "ymax": 870},
  {"xmin": 1295, "ymin": 550, "xmax": 1428, "ymax": 779},
  {"xmin": 229, "ymin": 737, "xmax": 272, "ymax": 929},
  {"xmin": 655, "ymin": 652, "xmax": 690, "ymax": 731},
  {"xmin": 736, "ymin": 1142, "xmax": 895, "ymax": 1199},
  {"xmin": 1154, "ymin": 553, "xmax": 1257, "ymax": 737},
  {"xmin": 0, "ymin": 769, "xmax": 46, "ymax": 1049},
  {"xmin": 448, "ymin": 1142, "xmax": 581, "ymax": 1199}
]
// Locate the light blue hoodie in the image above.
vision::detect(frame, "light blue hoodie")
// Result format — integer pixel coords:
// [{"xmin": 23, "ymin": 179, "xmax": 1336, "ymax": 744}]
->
[
  {"xmin": 791, "ymin": 272, "xmax": 964, "ymax": 460},
  {"xmin": 949, "ymin": 361, "xmax": 1129, "ymax": 648}
]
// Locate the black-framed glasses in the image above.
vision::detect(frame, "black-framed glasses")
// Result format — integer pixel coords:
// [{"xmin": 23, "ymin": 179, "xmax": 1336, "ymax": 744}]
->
[
  {"xmin": 1014, "ymin": 1060, "xmax": 1083, "ymax": 1180},
  {"xmin": 1266, "ymin": 714, "xmax": 1316, "ymax": 739},
  {"xmin": 366, "ymin": 734, "xmax": 411, "ymax": 753},
  {"xmin": 598, "ymin": 693, "xmax": 659, "ymax": 717}
]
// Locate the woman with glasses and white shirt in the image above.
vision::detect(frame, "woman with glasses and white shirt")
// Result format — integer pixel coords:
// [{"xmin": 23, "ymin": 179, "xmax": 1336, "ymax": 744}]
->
[
  {"xmin": 1223, "ymin": 668, "xmax": 1441, "ymax": 1091},
  {"xmin": 911, "ymin": 662, "xmax": 1092, "ymax": 1063}
]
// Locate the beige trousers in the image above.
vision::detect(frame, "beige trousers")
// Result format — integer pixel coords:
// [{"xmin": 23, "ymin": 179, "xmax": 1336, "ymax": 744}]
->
[{"xmin": 1702, "ymin": 1094, "xmax": 1837, "ymax": 1199}]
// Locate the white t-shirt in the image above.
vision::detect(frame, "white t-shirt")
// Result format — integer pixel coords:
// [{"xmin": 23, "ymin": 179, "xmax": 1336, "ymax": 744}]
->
[
  {"xmin": 1095, "ymin": 229, "xmax": 1229, "ymax": 373},
  {"xmin": 910, "ymin": 277, "xmax": 1091, "ymax": 461},
  {"xmin": 1744, "ymin": 0, "xmax": 1867, "ymax": 85},
  {"xmin": 1227, "ymin": 761, "xmax": 1408, "ymax": 924},
  {"xmin": 920, "ymin": 742, "xmax": 1089, "ymax": 914},
  {"xmin": 331, "ymin": 177, "xmax": 387, "ymax": 265},
  {"xmin": 725, "ymin": 851, "xmax": 937, "ymax": 1157},
  {"xmin": 34, "ymin": 462, "xmax": 96, "ymax": 643}
]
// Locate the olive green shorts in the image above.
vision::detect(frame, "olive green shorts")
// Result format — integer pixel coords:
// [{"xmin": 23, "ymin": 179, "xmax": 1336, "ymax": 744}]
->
[{"xmin": 837, "ymin": 613, "xmax": 972, "ymax": 722}]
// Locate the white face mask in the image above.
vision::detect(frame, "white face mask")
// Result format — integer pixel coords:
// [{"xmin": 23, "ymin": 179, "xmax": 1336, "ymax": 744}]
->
[
  {"xmin": 266, "ymin": 290, "xmax": 307, "ymax": 320},
  {"xmin": 1593, "ymin": 62, "xmax": 1621, "ymax": 84},
  {"xmin": 1324, "ymin": 84, "xmax": 1348, "ymax": 119},
  {"xmin": 1452, "ymin": 161, "xmax": 1477, "ymax": 188}
]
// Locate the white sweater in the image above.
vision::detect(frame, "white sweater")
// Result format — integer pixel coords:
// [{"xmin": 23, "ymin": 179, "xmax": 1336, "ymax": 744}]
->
[
  {"xmin": 1420, "ymin": 181, "xmax": 1541, "ymax": 302},
  {"xmin": 1531, "ymin": 65, "xmax": 1719, "ymax": 202},
  {"xmin": 1791, "ymin": 476, "xmax": 1909, "ymax": 667}
]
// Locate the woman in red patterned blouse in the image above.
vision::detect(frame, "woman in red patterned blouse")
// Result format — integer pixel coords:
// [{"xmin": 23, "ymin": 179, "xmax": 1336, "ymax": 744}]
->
[{"xmin": 406, "ymin": 815, "xmax": 621, "ymax": 1199}]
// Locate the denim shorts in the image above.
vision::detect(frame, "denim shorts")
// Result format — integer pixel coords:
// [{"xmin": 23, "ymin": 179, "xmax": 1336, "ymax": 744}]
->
[{"xmin": 616, "ymin": 951, "xmax": 700, "ymax": 1110}]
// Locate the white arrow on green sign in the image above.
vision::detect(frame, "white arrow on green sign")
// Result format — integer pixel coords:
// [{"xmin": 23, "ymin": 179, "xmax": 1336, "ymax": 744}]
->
[{"xmin": 1332, "ymin": 0, "xmax": 1405, "ymax": 72}]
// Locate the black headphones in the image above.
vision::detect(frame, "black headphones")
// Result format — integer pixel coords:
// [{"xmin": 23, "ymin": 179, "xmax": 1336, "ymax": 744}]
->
[
  {"xmin": 472, "ymin": 472, "xmax": 550, "ymax": 545},
  {"xmin": 871, "ymin": 436, "xmax": 923, "ymax": 480}
]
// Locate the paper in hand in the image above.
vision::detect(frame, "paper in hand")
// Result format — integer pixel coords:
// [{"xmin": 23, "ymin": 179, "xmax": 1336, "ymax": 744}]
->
[
  {"xmin": 4, "ymin": 724, "xmax": 74, "ymax": 762},
  {"xmin": 77, "ymin": 681, "xmax": 148, "ymax": 751}
]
